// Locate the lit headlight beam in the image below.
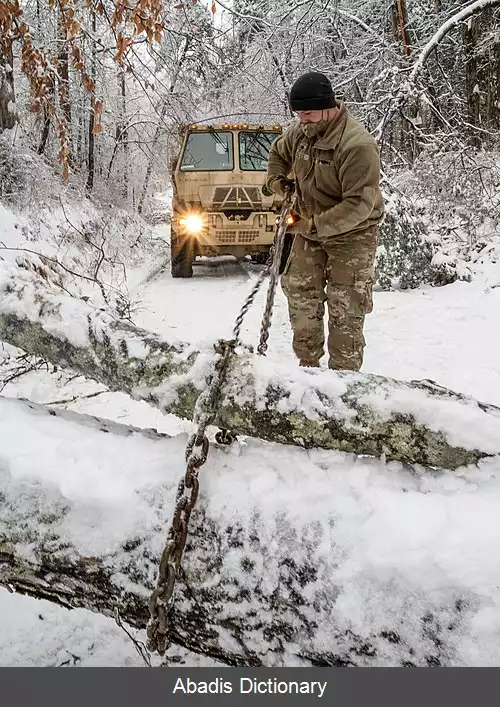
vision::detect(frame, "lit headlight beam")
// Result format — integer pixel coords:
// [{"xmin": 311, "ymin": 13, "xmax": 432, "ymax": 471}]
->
[{"xmin": 179, "ymin": 214, "xmax": 204, "ymax": 234}]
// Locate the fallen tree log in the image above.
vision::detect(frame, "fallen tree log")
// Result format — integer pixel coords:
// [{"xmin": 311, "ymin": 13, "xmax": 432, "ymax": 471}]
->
[
  {"xmin": 2, "ymin": 395, "xmax": 500, "ymax": 666},
  {"xmin": 0, "ymin": 260, "xmax": 499, "ymax": 470},
  {"xmin": 1, "ymin": 395, "xmax": 172, "ymax": 440}
]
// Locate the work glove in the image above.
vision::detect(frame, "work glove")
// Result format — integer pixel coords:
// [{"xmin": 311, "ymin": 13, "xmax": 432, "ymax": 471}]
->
[
  {"xmin": 279, "ymin": 178, "xmax": 296, "ymax": 196},
  {"xmin": 264, "ymin": 177, "xmax": 295, "ymax": 198},
  {"xmin": 287, "ymin": 214, "xmax": 316, "ymax": 236}
]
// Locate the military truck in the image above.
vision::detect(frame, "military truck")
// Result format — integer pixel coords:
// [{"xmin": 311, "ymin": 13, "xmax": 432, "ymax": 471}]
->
[{"xmin": 169, "ymin": 122, "xmax": 293, "ymax": 277}]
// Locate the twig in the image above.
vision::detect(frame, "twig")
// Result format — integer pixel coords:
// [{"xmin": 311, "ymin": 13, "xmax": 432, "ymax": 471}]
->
[
  {"xmin": 41, "ymin": 390, "xmax": 106, "ymax": 407},
  {"xmin": 0, "ymin": 245, "xmax": 118, "ymax": 304},
  {"xmin": 114, "ymin": 610, "xmax": 152, "ymax": 667}
]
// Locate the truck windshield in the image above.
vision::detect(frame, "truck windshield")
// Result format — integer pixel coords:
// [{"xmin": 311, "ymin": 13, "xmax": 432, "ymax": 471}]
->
[
  {"xmin": 239, "ymin": 131, "xmax": 279, "ymax": 170},
  {"xmin": 180, "ymin": 131, "xmax": 234, "ymax": 171}
]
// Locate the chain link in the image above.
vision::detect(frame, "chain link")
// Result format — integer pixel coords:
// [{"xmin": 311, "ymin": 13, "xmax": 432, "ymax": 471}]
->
[
  {"xmin": 146, "ymin": 191, "xmax": 292, "ymax": 656},
  {"xmin": 257, "ymin": 189, "xmax": 292, "ymax": 355}
]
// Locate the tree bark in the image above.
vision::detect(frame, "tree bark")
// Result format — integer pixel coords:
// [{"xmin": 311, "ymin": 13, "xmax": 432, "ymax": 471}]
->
[
  {"xmin": 461, "ymin": 15, "xmax": 481, "ymax": 146},
  {"xmin": 85, "ymin": 10, "xmax": 96, "ymax": 193},
  {"xmin": 0, "ymin": 260, "xmax": 499, "ymax": 471},
  {"xmin": 0, "ymin": 43, "xmax": 16, "ymax": 132},
  {"xmin": 107, "ymin": 71, "xmax": 129, "ymax": 200},
  {"xmin": 58, "ymin": 10, "xmax": 71, "ymax": 137},
  {"xmin": 0, "ymin": 395, "xmax": 495, "ymax": 667}
]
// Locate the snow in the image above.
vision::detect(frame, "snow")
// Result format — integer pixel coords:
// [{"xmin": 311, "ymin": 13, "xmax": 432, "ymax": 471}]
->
[
  {"xmin": 2, "ymin": 181, "xmax": 500, "ymax": 665},
  {"xmin": 0, "ymin": 589, "xmax": 222, "ymax": 667},
  {"xmin": 1, "ymin": 395, "xmax": 500, "ymax": 666}
]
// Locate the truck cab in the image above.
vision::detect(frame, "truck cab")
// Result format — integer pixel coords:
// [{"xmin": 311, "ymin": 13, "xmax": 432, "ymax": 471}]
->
[{"xmin": 169, "ymin": 123, "xmax": 286, "ymax": 277}]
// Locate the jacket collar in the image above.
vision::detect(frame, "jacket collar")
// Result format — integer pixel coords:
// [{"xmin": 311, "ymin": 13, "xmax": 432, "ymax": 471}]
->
[{"xmin": 313, "ymin": 102, "xmax": 348, "ymax": 150}]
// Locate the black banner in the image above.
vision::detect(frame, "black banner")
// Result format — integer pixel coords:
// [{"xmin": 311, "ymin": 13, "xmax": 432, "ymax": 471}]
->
[{"xmin": 0, "ymin": 667, "xmax": 493, "ymax": 707}]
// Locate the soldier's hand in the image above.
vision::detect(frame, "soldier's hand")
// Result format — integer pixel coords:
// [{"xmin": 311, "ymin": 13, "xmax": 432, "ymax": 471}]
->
[
  {"xmin": 280, "ymin": 178, "xmax": 295, "ymax": 195},
  {"xmin": 287, "ymin": 215, "xmax": 315, "ymax": 235},
  {"xmin": 263, "ymin": 177, "xmax": 295, "ymax": 197}
]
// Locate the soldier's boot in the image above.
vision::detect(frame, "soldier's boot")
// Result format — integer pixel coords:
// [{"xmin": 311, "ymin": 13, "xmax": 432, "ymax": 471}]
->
[{"xmin": 299, "ymin": 359, "xmax": 321, "ymax": 368}]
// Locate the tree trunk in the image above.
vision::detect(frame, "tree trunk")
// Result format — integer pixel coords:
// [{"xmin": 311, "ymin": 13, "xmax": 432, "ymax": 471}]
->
[
  {"xmin": 38, "ymin": 111, "xmax": 51, "ymax": 154},
  {"xmin": 1, "ymin": 395, "xmax": 497, "ymax": 668},
  {"xmin": 107, "ymin": 71, "xmax": 129, "ymax": 200},
  {"xmin": 391, "ymin": 0, "xmax": 416, "ymax": 162},
  {"xmin": 85, "ymin": 11, "xmax": 96, "ymax": 193},
  {"xmin": 58, "ymin": 10, "xmax": 71, "ymax": 141},
  {"xmin": 0, "ymin": 43, "xmax": 16, "ymax": 132},
  {"xmin": 461, "ymin": 15, "xmax": 481, "ymax": 145},
  {"xmin": 136, "ymin": 103, "xmax": 166, "ymax": 214},
  {"xmin": 0, "ymin": 260, "xmax": 499, "ymax": 470},
  {"xmin": 120, "ymin": 72, "xmax": 129, "ymax": 200},
  {"xmin": 86, "ymin": 102, "xmax": 95, "ymax": 192},
  {"xmin": 483, "ymin": 8, "xmax": 500, "ymax": 130},
  {"xmin": 137, "ymin": 37, "xmax": 191, "ymax": 214},
  {"xmin": 38, "ymin": 80, "xmax": 54, "ymax": 155}
]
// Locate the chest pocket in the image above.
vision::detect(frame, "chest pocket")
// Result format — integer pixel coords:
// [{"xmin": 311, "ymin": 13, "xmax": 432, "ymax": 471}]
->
[
  {"xmin": 313, "ymin": 153, "xmax": 341, "ymax": 199},
  {"xmin": 292, "ymin": 141, "xmax": 312, "ymax": 181}
]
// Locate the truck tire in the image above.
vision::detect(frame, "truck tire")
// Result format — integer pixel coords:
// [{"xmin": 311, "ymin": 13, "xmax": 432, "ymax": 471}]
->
[
  {"xmin": 171, "ymin": 238, "xmax": 194, "ymax": 278},
  {"xmin": 251, "ymin": 234, "xmax": 294, "ymax": 272},
  {"xmin": 250, "ymin": 253, "xmax": 268, "ymax": 265}
]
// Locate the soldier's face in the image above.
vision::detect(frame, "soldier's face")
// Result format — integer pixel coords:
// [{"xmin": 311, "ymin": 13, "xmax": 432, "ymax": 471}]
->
[{"xmin": 297, "ymin": 110, "xmax": 324, "ymax": 124}]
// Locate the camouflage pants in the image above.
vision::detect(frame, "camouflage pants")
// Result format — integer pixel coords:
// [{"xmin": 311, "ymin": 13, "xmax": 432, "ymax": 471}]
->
[{"xmin": 281, "ymin": 227, "xmax": 378, "ymax": 371}]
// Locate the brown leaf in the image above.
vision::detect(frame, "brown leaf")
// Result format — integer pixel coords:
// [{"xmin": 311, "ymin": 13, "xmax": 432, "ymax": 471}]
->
[{"xmin": 69, "ymin": 20, "xmax": 80, "ymax": 38}]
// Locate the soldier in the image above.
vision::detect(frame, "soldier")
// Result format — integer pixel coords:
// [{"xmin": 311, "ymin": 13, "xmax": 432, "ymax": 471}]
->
[{"xmin": 266, "ymin": 71, "xmax": 384, "ymax": 371}]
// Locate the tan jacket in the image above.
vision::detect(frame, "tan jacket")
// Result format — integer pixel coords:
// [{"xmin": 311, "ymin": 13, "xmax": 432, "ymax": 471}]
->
[{"xmin": 266, "ymin": 102, "xmax": 384, "ymax": 238}]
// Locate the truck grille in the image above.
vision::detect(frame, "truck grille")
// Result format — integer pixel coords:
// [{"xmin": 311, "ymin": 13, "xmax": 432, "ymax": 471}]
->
[
  {"xmin": 213, "ymin": 186, "xmax": 262, "ymax": 209},
  {"xmin": 215, "ymin": 229, "xmax": 259, "ymax": 244}
]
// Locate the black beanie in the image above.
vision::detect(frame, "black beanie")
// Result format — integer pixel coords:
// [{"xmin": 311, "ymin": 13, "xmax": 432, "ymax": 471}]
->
[{"xmin": 289, "ymin": 72, "xmax": 337, "ymax": 112}]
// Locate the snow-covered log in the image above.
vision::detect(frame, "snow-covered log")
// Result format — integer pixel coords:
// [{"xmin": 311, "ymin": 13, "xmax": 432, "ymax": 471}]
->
[
  {"xmin": 0, "ymin": 260, "xmax": 499, "ymax": 470},
  {"xmin": 2, "ymin": 395, "xmax": 500, "ymax": 667}
]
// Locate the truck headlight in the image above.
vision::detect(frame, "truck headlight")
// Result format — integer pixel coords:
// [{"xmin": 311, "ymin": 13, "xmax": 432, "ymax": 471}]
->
[{"xmin": 179, "ymin": 214, "xmax": 203, "ymax": 234}]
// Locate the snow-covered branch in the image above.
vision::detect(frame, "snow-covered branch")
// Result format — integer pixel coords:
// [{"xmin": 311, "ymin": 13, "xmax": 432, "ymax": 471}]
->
[
  {"xmin": 410, "ymin": 0, "xmax": 500, "ymax": 83},
  {"xmin": 0, "ymin": 260, "xmax": 499, "ymax": 470},
  {"xmin": 373, "ymin": 0, "xmax": 500, "ymax": 141}
]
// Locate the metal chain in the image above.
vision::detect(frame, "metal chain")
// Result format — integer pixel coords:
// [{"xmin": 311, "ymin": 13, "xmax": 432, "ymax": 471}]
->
[
  {"xmin": 257, "ymin": 188, "xmax": 292, "ymax": 355},
  {"xmin": 146, "ymin": 339, "xmax": 234, "ymax": 656},
  {"xmin": 146, "ymin": 192, "xmax": 292, "ymax": 656}
]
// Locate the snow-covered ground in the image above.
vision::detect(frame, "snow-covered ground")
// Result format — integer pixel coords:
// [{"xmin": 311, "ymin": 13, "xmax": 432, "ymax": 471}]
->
[{"xmin": 1, "ymin": 197, "xmax": 500, "ymax": 665}]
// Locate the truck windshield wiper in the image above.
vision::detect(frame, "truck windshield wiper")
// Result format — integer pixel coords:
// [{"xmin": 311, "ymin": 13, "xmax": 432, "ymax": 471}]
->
[
  {"xmin": 207, "ymin": 126, "xmax": 229, "ymax": 153},
  {"xmin": 244, "ymin": 128, "xmax": 274, "ymax": 168}
]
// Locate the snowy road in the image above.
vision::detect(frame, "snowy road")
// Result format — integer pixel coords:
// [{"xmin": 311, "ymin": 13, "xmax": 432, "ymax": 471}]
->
[{"xmin": 131, "ymin": 252, "xmax": 500, "ymax": 406}]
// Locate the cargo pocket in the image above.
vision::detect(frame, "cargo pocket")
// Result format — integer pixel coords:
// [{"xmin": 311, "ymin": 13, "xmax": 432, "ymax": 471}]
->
[
  {"xmin": 353, "ymin": 271, "xmax": 374, "ymax": 315},
  {"xmin": 327, "ymin": 265, "xmax": 373, "ymax": 318}
]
